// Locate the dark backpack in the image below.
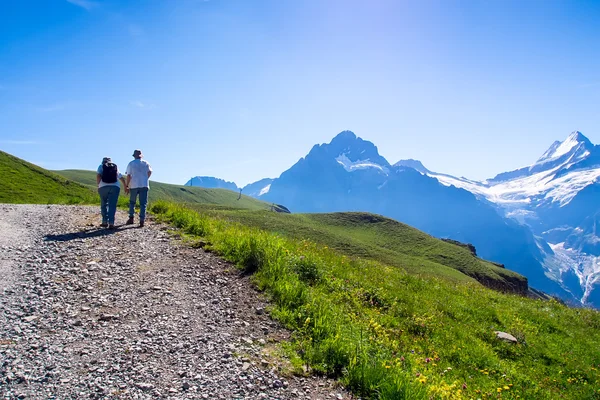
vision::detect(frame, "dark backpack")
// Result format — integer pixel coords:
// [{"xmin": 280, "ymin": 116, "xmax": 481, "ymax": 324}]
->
[{"xmin": 101, "ymin": 162, "xmax": 118, "ymax": 183}]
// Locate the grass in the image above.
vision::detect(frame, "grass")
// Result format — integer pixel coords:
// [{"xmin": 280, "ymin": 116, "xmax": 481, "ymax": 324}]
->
[
  {"xmin": 55, "ymin": 169, "xmax": 272, "ymax": 210},
  {"xmin": 151, "ymin": 201, "xmax": 600, "ymax": 400},
  {"xmin": 0, "ymin": 151, "xmax": 97, "ymax": 204},
  {"xmin": 4, "ymin": 151, "xmax": 600, "ymax": 398},
  {"xmin": 186, "ymin": 205, "xmax": 526, "ymax": 292},
  {"xmin": 0, "ymin": 152, "xmax": 274, "ymax": 214}
]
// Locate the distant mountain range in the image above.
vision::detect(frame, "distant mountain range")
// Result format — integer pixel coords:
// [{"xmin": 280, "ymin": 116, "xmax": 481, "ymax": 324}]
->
[
  {"xmin": 185, "ymin": 176, "xmax": 239, "ymax": 192},
  {"xmin": 419, "ymin": 130, "xmax": 600, "ymax": 306},
  {"xmin": 185, "ymin": 176, "xmax": 274, "ymax": 198},
  {"xmin": 186, "ymin": 130, "xmax": 600, "ymax": 308}
]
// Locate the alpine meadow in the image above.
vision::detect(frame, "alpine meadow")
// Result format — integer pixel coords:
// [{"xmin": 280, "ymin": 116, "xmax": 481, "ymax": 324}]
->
[
  {"xmin": 2, "ymin": 1, "xmax": 600, "ymax": 399},
  {"xmin": 1, "ymin": 151, "xmax": 598, "ymax": 399}
]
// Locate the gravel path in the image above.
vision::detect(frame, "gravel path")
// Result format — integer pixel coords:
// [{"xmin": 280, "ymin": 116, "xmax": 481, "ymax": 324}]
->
[{"xmin": 0, "ymin": 204, "xmax": 351, "ymax": 400}]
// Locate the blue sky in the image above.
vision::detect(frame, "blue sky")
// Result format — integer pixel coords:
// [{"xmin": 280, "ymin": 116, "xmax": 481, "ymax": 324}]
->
[{"xmin": 1, "ymin": 0, "xmax": 599, "ymax": 186}]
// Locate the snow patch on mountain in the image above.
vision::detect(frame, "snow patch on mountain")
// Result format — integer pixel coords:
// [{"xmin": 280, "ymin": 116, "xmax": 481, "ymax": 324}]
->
[
  {"xmin": 537, "ymin": 141, "xmax": 562, "ymax": 163},
  {"xmin": 430, "ymin": 167, "xmax": 600, "ymax": 207},
  {"xmin": 486, "ymin": 166, "xmax": 600, "ymax": 206},
  {"xmin": 394, "ymin": 159, "xmax": 429, "ymax": 174},
  {"xmin": 549, "ymin": 243, "xmax": 600, "ymax": 305},
  {"xmin": 537, "ymin": 131, "xmax": 587, "ymax": 164},
  {"xmin": 258, "ymin": 184, "xmax": 271, "ymax": 196},
  {"xmin": 505, "ymin": 209, "xmax": 539, "ymax": 225},
  {"xmin": 544, "ymin": 169, "xmax": 600, "ymax": 205},
  {"xmin": 336, "ymin": 153, "xmax": 390, "ymax": 175},
  {"xmin": 421, "ymin": 131, "xmax": 600, "ymax": 208},
  {"xmin": 426, "ymin": 173, "xmax": 490, "ymax": 199}
]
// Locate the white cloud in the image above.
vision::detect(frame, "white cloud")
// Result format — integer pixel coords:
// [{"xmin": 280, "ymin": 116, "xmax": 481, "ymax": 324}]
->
[
  {"xmin": 66, "ymin": 0, "xmax": 99, "ymax": 11},
  {"xmin": 130, "ymin": 100, "xmax": 156, "ymax": 109}
]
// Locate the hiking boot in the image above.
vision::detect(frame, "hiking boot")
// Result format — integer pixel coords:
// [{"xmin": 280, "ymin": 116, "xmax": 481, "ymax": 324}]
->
[
  {"xmin": 100, "ymin": 222, "xmax": 108, "ymax": 228},
  {"xmin": 139, "ymin": 220, "xmax": 145, "ymax": 228},
  {"xmin": 108, "ymin": 224, "xmax": 116, "ymax": 230},
  {"xmin": 126, "ymin": 217, "xmax": 134, "ymax": 225}
]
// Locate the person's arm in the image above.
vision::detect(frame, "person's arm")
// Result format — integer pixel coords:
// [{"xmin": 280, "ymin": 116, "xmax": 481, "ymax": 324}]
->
[
  {"xmin": 96, "ymin": 165, "xmax": 102, "ymax": 187},
  {"xmin": 120, "ymin": 176, "xmax": 129, "ymax": 194},
  {"xmin": 125, "ymin": 163, "xmax": 132, "ymax": 187}
]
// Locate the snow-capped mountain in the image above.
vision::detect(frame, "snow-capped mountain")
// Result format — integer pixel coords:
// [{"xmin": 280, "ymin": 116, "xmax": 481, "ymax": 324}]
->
[
  {"xmin": 194, "ymin": 130, "xmax": 599, "ymax": 307},
  {"xmin": 412, "ymin": 131, "xmax": 600, "ymax": 307},
  {"xmin": 260, "ymin": 131, "xmax": 575, "ymax": 302},
  {"xmin": 241, "ymin": 178, "xmax": 274, "ymax": 198},
  {"xmin": 183, "ymin": 176, "xmax": 276, "ymax": 198},
  {"xmin": 427, "ymin": 131, "xmax": 600, "ymax": 208}
]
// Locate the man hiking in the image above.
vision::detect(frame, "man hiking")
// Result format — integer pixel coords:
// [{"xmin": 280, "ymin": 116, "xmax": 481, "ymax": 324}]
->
[
  {"xmin": 97, "ymin": 157, "xmax": 127, "ymax": 229},
  {"xmin": 125, "ymin": 149, "xmax": 153, "ymax": 227}
]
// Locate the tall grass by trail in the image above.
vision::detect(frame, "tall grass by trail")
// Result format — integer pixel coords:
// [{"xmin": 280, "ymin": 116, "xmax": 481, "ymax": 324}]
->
[{"xmin": 151, "ymin": 201, "xmax": 600, "ymax": 400}]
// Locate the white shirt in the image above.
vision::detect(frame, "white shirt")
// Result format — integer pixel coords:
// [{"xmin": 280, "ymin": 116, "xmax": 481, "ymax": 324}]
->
[
  {"xmin": 97, "ymin": 164, "xmax": 124, "ymax": 188},
  {"xmin": 126, "ymin": 158, "xmax": 152, "ymax": 189}
]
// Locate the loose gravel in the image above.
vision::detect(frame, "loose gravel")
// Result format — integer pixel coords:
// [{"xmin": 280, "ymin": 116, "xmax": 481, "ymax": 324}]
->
[{"xmin": 0, "ymin": 204, "xmax": 352, "ymax": 400}]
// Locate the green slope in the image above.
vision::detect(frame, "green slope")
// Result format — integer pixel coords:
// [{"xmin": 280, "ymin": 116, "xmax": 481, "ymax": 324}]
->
[
  {"xmin": 54, "ymin": 169, "xmax": 272, "ymax": 210},
  {"xmin": 152, "ymin": 201, "xmax": 600, "ymax": 400},
  {"xmin": 55, "ymin": 168, "xmax": 524, "ymax": 290},
  {"xmin": 0, "ymin": 151, "xmax": 274, "ymax": 212},
  {"xmin": 0, "ymin": 151, "xmax": 97, "ymax": 204},
  {"xmin": 190, "ymin": 206, "xmax": 526, "ymax": 291}
]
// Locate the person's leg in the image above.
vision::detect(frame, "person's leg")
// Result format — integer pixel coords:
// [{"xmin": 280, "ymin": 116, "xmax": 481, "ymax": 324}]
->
[
  {"xmin": 98, "ymin": 186, "xmax": 110, "ymax": 226},
  {"xmin": 107, "ymin": 186, "xmax": 120, "ymax": 227},
  {"xmin": 138, "ymin": 187, "xmax": 149, "ymax": 225},
  {"xmin": 128, "ymin": 188, "xmax": 138, "ymax": 224}
]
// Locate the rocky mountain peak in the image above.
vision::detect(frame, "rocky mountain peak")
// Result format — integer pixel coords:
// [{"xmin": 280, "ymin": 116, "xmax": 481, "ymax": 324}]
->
[
  {"xmin": 536, "ymin": 130, "xmax": 593, "ymax": 164},
  {"xmin": 319, "ymin": 131, "xmax": 389, "ymax": 168},
  {"xmin": 393, "ymin": 159, "xmax": 429, "ymax": 174},
  {"xmin": 568, "ymin": 130, "xmax": 591, "ymax": 143},
  {"xmin": 331, "ymin": 130, "xmax": 357, "ymax": 143}
]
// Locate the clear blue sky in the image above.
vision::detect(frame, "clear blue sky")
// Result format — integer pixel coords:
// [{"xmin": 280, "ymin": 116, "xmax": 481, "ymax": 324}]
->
[{"xmin": 1, "ymin": 0, "xmax": 599, "ymax": 185}]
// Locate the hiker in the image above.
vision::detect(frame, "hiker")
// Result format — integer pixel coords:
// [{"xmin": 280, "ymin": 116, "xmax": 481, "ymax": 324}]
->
[
  {"xmin": 96, "ymin": 157, "xmax": 127, "ymax": 229},
  {"xmin": 125, "ymin": 149, "xmax": 153, "ymax": 227}
]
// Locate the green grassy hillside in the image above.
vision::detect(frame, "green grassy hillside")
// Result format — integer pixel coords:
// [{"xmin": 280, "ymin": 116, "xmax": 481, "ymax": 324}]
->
[
  {"xmin": 188, "ymin": 206, "xmax": 526, "ymax": 292},
  {"xmin": 151, "ymin": 201, "xmax": 600, "ymax": 400},
  {"xmin": 3, "ymin": 151, "xmax": 599, "ymax": 398},
  {"xmin": 3, "ymin": 157, "xmax": 525, "ymax": 290},
  {"xmin": 55, "ymin": 169, "xmax": 271, "ymax": 210},
  {"xmin": 0, "ymin": 151, "xmax": 97, "ymax": 204}
]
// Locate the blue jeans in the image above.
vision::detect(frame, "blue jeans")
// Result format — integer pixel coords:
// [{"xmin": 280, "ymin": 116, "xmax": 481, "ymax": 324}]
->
[
  {"xmin": 98, "ymin": 185, "xmax": 120, "ymax": 225},
  {"xmin": 129, "ymin": 187, "xmax": 149, "ymax": 221}
]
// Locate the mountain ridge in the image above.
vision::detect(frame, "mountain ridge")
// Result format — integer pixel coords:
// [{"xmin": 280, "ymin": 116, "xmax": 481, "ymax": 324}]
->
[
  {"xmin": 178, "ymin": 130, "xmax": 600, "ymax": 307},
  {"xmin": 378, "ymin": 130, "xmax": 600, "ymax": 307},
  {"xmin": 257, "ymin": 130, "xmax": 599, "ymax": 307},
  {"xmin": 255, "ymin": 132, "xmax": 577, "ymax": 303}
]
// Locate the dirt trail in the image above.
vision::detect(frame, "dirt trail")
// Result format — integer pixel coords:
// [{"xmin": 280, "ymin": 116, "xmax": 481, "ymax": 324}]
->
[{"xmin": 0, "ymin": 204, "xmax": 351, "ymax": 400}]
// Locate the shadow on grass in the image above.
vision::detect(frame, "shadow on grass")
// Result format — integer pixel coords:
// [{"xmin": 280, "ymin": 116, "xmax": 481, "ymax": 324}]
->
[{"xmin": 44, "ymin": 224, "xmax": 138, "ymax": 242}]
